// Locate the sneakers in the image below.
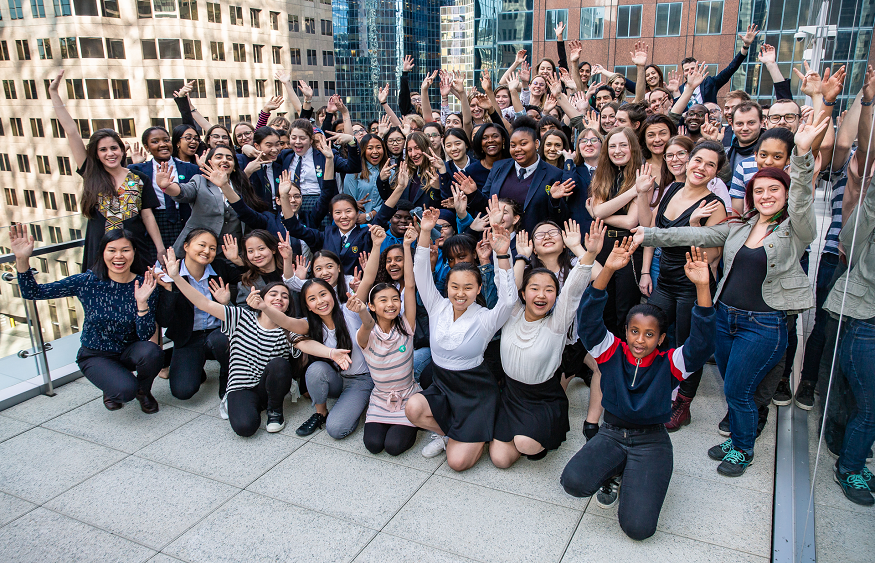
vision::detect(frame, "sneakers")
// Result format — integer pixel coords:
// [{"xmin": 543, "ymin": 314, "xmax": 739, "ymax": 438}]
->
[
  {"xmin": 596, "ymin": 476, "xmax": 620, "ymax": 508},
  {"xmin": 295, "ymin": 412, "xmax": 326, "ymax": 436},
  {"xmin": 717, "ymin": 447, "xmax": 754, "ymax": 477},
  {"xmin": 665, "ymin": 394, "xmax": 692, "ymax": 432},
  {"xmin": 422, "ymin": 434, "xmax": 448, "ymax": 458},
  {"xmin": 834, "ymin": 466, "xmax": 875, "ymax": 506},
  {"xmin": 218, "ymin": 397, "xmax": 229, "ymax": 420},
  {"xmin": 266, "ymin": 409, "xmax": 285, "ymax": 433},
  {"xmin": 794, "ymin": 380, "xmax": 816, "ymax": 410},
  {"xmin": 772, "ymin": 378, "xmax": 792, "ymax": 406},
  {"xmin": 709, "ymin": 438, "xmax": 734, "ymax": 461},
  {"xmin": 861, "ymin": 466, "xmax": 875, "ymax": 492},
  {"xmin": 718, "ymin": 412, "xmax": 731, "ymax": 437}
]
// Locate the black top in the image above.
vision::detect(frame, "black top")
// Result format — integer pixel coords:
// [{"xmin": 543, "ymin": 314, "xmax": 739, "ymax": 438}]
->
[
  {"xmin": 720, "ymin": 245, "xmax": 772, "ymax": 312},
  {"xmin": 655, "ymin": 182, "xmax": 720, "ymax": 297}
]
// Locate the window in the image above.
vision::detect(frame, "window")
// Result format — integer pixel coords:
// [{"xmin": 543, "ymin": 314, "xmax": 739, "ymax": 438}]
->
[
  {"xmin": 178, "ymin": 0, "xmax": 196, "ymax": 19},
  {"xmin": 63, "ymin": 192, "xmax": 77, "ymax": 210},
  {"xmin": 210, "ymin": 41, "xmax": 224, "ymax": 61},
  {"xmin": 91, "ymin": 118, "xmax": 113, "ymax": 131},
  {"xmin": 270, "ymin": 10, "xmax": 278, "ymax": 29},
  {"xmin": 322, "ymin": 50, "xmax": 333, "ymax": 66},
  {"xmin": 0, "ymin": 121, "xmax": 4, "ymax": 135},
  {"xmin": 321, "ymin": 18, "xmax": 332, "ymax": 35},
  {"xmin": 214, "ymin": 78, "xmax": 228, "ymax": 98},
  {"xmin": 249, "ymin": 7, "xmax": 259, "ymax": 27},
  {"xmin": 229, "ymin": 4, "xmax": 241, "ymax": 25},
  {"xmin": 106, "ymin": 38, "xmax": 125, "ymax": 58},
  {"xmin": 58, "ymin": 261, "xmax": 69, "ymax": 276},
  {"xmin": 205, "ymin": 0, "xmax": 218, "ymax": 22},
  {"xmin": 60, "ymin": 37, "xmax": 78, "ymax": 58},
  {"xmin": 182, "ymin": 39, "xmax": 201, "ymax": 59},
  {"xmin": 3, "ymin": 80, "xmax": 16, "ymax": 100},
  {"xmin": 308, "ymin": 80, "xmax": 318, "ymax": 97},
  {"xmin": 72, "ymin": 0, "xmax": 97, "ymax": 15},
  {"xmin": 695, "ymin": 1, "xmax": 723, "ymax": 35},
  {"xmin": 58, "ymin": 157, "xmax": 72, "ymax": 176},
  {"xmin": 152, "ymin": 0, "xmax": 176, "ymax": 17},
  {"xmin": 186, "ymin": 78, "xmax": 206, "ymax": 98},
  {"xmin": 288, "ymin": 14, "xmax": 298, "ymax": 32},
  {"xmin": 142, "ymin": 39, "xmax": 158, "ymax": 59},
  {"xmin": 323, "ymin": 80, "xmax": 335, "ymax": 95},
  {"xmin": 238, "ymin": 114, "xmax": 250, "ymax": 122},
  {"xmin": 23, "ymin": 189, "xmax": 37, "ymax": 205},
  {"xmin": 4, "ymin": 188, "xmax": 16, "ymax": 206},
  {"xmin": 10, "ymin": 117, "xmax": 23, "ymax": 135},
  {"xmin": 74, "ymin": 118, "xmax": 90, "ymax": 137},
  {"xmin": 217, "ymin": 115, "xmax": 231, "ymax": 129},
  {"xmin": 0, "ymin": 155, "xmax": 9, "ymax": 172},
  {"xmin": 30, "ymin": 118, "xmax": 44, "ymax": 137},
  {"xmin": 616, "ymin": 5, "xmax": 642, "ymax": 38},
  {"xmin": 306, "ymin": 48, "xmax": 317, "ymax": 65},
  {"xmin": 0, "ymin": 41, "xmax": 9, "ymax": 60},
  {"xmin": 150, "ymin": 118, "xmax": 165, "ymax": 128},
  {"xmin": 236, "ymin": 79, "xmax": 248, "ymax": 97},
  {"xmin": 38, "ymin": 39, "xmax": 53, "ymax": 59},
  {"xmin": 162, "ymin": 79, "xmax": 183, "ymax": 98},
  {"xmin": 305, "ymin": 17, "xmax": 315, "ymax": 33},
  {"xmin": 52, "ymin": 0, "xmax": 70, "ymax": 15},
  {"xmin": 253, "ymin": 44, "xmax": 263, "ymax": 63},
  {"xmin": 48, "ymin": 226, "xmax": 62, "ymax": 242},
  {"xmin": 42, "ymin": 189, "xmax": 56, "ymax": 207},
  {"xmin": 274, "ymin": 79, "xmax": 282, "ymax": 96},
  {"xmin": 232, "ymin": 43, "xmax": 246, "ymax": 62},
  {"xmin": 136, "ymin": 0, "xmax": 150, "ymax": 17},
  {"xmin": 158, "ymin": 38, "xmax": 181, "ymax": 59},
  {"xmin": 146, "ymin": 79, "xmax": 161, "ymax": 99},
  {"xmin": 543, "ymin": 10, "xmax": 567, "ymax": 41},
  {"xmin": 79, "ymin": 37, "xmax": 104, "ymax": 58},
  {"xmin": 51, "ymin": 118, "xmax": 65, "ymax": 138},
  {"xmin": 111, "ymin": 79, "xmax": 130, "ymax": 98},
  {"xmin": 68, "ymin": 228, "xmax": 80, "ymax": 241},
  {"xmin": 100, "ymin": 0, "xmax": 118, "ymax": 17},
  {"xmin": 9, "ymin": 0, "xmax": 23, "ymax": 19},
  {"xmin": 66, "ymin": 78, "xmax": 84, "ymax": 99},
  {"xmin": 15, "ymin": 39, "xmax": 30, "ymax": 60},
  {"xmin": 30, "ymin": 0, "xmax": 46, "ymax": 16},
  {"xmin": 116, "ymin": 118, "xmax": 135, "ymax": 137},
  {"xmin": 67, "ymin": 297, "xmax": 79, "ymax": 331},
  {"xmin": 254, "ymin": 79, "xmax": 266, "ymax": 97},
  {"xmin": 273, "ymin": 45, "xmax": 284, "ymax": 64},
  {"xmin": 23, "ymin": 80, "xmax": 37, "ymax": 99}
]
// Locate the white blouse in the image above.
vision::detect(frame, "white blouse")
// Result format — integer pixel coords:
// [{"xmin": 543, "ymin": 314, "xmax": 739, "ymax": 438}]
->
[
  {"xmin": 413, "ymin": 245, "xmax": 516, "ymax": 370},
  {"xmin": 500, "ymin": 262, "xmax": 593, "ymax": 385}
]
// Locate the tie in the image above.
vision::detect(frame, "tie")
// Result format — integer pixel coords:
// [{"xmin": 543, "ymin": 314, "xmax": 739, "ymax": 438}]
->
[
  {"xmin": 293, "ymin": 156, "xmax": 303, "ymax": 185},
  {"xmin": 518, "ymin": 167, "xmax": 526, "ymax": 181}
]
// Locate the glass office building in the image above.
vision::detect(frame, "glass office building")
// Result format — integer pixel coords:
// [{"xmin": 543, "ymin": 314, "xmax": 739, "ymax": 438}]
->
[{"xmin": 332, "ymin": 0, "xmax": 441, "ymax": 122}]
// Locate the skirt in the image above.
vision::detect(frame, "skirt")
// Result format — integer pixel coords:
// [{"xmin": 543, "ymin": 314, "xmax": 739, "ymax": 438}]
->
[
  {"xmin": 494, "ymin": 372, "xmax": 570, "ymax": 451},
  {"xmin": 421, "ymin": 361, "xmax": 498, "ymax": 443}
]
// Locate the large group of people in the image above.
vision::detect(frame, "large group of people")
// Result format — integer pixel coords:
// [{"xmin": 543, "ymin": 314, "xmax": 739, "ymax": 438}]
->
[{"xmin": 10, "ymin": 20, "xmax": 875, "ymax": 539}]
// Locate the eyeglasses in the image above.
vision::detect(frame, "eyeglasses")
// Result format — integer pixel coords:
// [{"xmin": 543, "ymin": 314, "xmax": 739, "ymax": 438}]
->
[
  {"xmin": 437, "ymin": 223, "xmax": 454, "ymax": 232},
  {"xmin": 533, "ymin": 228, "xmax": 561, "ymax": 241},
  {"xmin": 181, "ymin": 135, "xmax": 199, "ymax": 142},
  {"xmin": 686, "ymin": 111, "xmax": 706, "ymax": 119},
  {"xmin": 236, "ymin": 132, "xmax": 253, "ymax": 139},
  {"xmin": 387, "ymin": 138, "xmax": 405, "ymax": 145},
  {"xmin": 425, "ymin": 132, "xmax": 442, "ymax": 139},
  {"xmin": 209, "ymin": 134, "xmax": 231, "ymax": 141},
  {"xmin": 579, "ymin": 138, "xmax": 601, "ymax": 146},
  {"xmin": 768, "ymin": 113, "xmax": 800, "ymax": 124},
  {"xmin": 665, "ymin": 151, "xmax": 689, "ymax": 161}
]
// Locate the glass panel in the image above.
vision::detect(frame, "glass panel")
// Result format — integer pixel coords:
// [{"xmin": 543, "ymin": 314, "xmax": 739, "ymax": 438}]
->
[
  {"xmin": 579, "ymin": 7, "xmax": 604, "ymax": 40},
  {"xmin": 543, "ymin": 9, "xmax": 567, "ymax": 41},
  {"xmin": 496, "ymin": 12, "xmax": 532, "ymax": 42}
]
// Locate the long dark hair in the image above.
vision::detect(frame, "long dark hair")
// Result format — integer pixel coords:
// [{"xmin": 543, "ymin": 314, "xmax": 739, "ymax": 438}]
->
[
  {"xmin": 375, "ymin": 244, "xmax": 404, "ymax": 287},
  {"xmin": 530, "ymin": 220, "xmax": 574, "ymax": 285},
  {"xmin": 240, "ymin": 230, "xmax": 283, "ymax": 288},
  {"xmin": 308, "ymin": 250, "xmax": 350, "ymax": 303},
  {"xmin": 204, "ymin": 146, "xmax": 270, "ymax": 213},
  {"xmin": 367, "ymin": 282, "xmax": 409, "ymax": 336},
  {"xmin": 639, "ymin": 114, "xmax": 678, "ymax": 206},
  {"xmin": 171, "ymin": 124, "xmax": 199, "ymax": 161},
  {"xmin": 81, "ymin": 129, "xmax": 128, "ymax": 219},
  {"xmin": 299, "ymin": 278, "xmax": 353, "ymax": 352},
  {"xmin": 90, "ymin": 228, "xmax": 137, "ymax": 279},
  {"xmin": 358, "ymin": 133, "xmax": 387, "ymax": 182}
]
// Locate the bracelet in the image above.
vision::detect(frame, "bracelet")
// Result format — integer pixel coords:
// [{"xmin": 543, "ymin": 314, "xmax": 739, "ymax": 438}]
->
[
  {"xmin": 640, "ymin": 272, "xmax": 650, "ymax": 276},
  {"xmin": 514, "ymin": 255, "xmax": 530, "ymax": 263},
  {"xmin": 862, "ymin": 99, "xmax": 874, "ymax": 107},
  {"xmin": 823, "ymin": 99, "xmax": 837, "ymax": 106},
  {"xmin": 137, "ymin": 309, "xmax": 150, "ymax": 314},
  {"xmin": 495, "ymin": 254, "xmax": 510, "ymax": 260}
]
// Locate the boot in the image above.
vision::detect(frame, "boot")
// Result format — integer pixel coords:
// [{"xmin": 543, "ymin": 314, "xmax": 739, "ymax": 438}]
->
[{"xmin": 665, "ymin": 393, "xmax": 693, "ymax": 432}]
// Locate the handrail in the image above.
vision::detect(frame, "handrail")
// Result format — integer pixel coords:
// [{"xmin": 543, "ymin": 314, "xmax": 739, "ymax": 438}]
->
[{"xmin": 0, "ymin": 238, "xmax": 85, "ymax": 265}]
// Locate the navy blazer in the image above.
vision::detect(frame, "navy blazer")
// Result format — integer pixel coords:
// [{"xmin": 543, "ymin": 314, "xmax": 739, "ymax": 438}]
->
[
  {"xmin": 562, "ymin": 161, "xmax": 594, "ymax": 234},
  {"xmin": 278, "ymin": 143, "xmax": 362, "ymax": 188},
  {"xmin": 236, "ymin": 155, "xmax": 285, "ymax": 209},
  {"xmin": 128, "ymin": 158, "xmax": 200, "ymax": 223},
  {"xmin": 470, "ymin": 159, "xmax": 567, "ymax": 235},
  {"xmin": 376, "ymin": 173, "xmax": 441, "ymax": 210},
  {"xmin": 678, "ymin": 50, "xmax": 748, "ymax": 105}
]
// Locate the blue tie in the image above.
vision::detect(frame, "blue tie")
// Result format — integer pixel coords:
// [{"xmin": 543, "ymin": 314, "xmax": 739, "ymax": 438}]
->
[
  {"xmin": 293, "ymin": 156, "xmax": 303, "ymax": 185},
  {"xmin": 518, "ymin": 167, "xmax": 526, "ymax": 181}
]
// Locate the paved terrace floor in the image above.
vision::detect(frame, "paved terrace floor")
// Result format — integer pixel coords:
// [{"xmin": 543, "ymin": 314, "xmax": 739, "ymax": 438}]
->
[{"xmin": 0, "ymin": 361, "xmax": 775, "ymax": 563}]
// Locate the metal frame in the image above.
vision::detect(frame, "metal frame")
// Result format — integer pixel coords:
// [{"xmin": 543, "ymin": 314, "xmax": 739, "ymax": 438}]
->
[{"xmin": 773, "ymin": 404, "xmax": 816, "ymax": 562}]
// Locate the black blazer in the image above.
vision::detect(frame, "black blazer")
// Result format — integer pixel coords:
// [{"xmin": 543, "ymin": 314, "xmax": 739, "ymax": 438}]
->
[{"xmin": 128, "ymin": 159, "xmax": 201, "ymax": 223}]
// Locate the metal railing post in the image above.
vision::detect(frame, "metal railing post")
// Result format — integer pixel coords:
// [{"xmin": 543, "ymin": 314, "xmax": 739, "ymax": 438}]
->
[{"xmin": 1, "ymin": 269, "xmax": 55, "ymax": 396}]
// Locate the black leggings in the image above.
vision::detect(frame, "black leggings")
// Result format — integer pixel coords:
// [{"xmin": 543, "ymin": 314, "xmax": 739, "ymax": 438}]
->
[
  {"xmin": 168, "ymin": 329, "xmax": 230, "ymax": 400},
  {"xmin": 226, "ymin": 358, "xmax": 293, "ymax": 437},
  {"xmin": 648, "ymin": 286, "xmax": 703, "ymax": 399},
  {"xmin": 77, "ymin": 342, "xmax": 163, "ymax": 402},
  {"xmin": 363, "ymin": 422, "xmax": 419, "ymax": 456}
]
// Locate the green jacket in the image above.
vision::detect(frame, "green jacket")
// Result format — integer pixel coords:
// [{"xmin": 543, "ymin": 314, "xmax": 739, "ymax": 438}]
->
[
  {"xmin": 641, "ymin": 150, "xmax": 816, "ymax": 314},
  {"xmin": 824, "ymin": 173, "xmax": 875, "ymax": 320}
]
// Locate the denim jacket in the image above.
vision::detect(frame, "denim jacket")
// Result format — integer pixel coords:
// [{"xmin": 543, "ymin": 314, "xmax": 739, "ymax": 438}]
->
[
  {"xmin": 642, "ymin": 150, "xmax": 816, "ymax": 314},
  {"xmin": 824, "ymin": 173, "xmax": 875, "ymax": 320}
]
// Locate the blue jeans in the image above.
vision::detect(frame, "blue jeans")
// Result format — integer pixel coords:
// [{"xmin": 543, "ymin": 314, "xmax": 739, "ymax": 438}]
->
[
  {"xmin": 650, "ymin": 248, "xmax": 662, "ymax": 292},
  {"xmin": 838, "ymin": 318, "xmax": 875, "ymax": 473},
  {"xmin": 715, "ymin": 303, "xmax": 788, "ymax": 452},
  {"xmin": 413, "ymin": 347, "xmax": 432, "ymax": 383}
]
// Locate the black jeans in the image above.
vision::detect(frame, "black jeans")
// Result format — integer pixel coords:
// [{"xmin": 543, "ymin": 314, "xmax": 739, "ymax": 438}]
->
[
  {"xmin": 800, "ymin": 252, "xmax": 840, "ymax": 383},
  {"xmin": 648, "ymin": 287, "xmax": 702, "ymax": 399},
  {"xmin": 168, "ymin": 328, "xmax": 230, "ymax": 400},
  {"xmin": 561, "ymin": 423, "xmax": 673, "ymax": 541},
  {"xmin": 77, "ymin": 341, "xmax": 163, "ymax": 402},
  {"xmin": 363, "ymin": 422, "xmax": 419, "ymax": 456},
  {"xmin": 226, "ymin": 358, "xmax": 293, "ymax": 437}
]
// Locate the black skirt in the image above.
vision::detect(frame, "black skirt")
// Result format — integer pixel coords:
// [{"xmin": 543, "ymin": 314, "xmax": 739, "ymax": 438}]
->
[
  {"xmin": 494, "ymin": 372, "xmax": 570, "ymax": 451},
  {"xmin": 421, "ymin": 361, "xmax": 498, "ymax": 443}
]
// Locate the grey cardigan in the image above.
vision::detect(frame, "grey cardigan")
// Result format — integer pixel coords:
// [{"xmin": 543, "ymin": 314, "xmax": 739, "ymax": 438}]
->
[
  {"xmin": 824, "ymin": 173, "xmax": 875, "ymax": 320},
  {"xmin": 642, "ymin": 150, "xmax": 816, "ymax": 314},
  {"xmin": 170, "ymin": 175, "xmax": 241, "ymax": 254}
]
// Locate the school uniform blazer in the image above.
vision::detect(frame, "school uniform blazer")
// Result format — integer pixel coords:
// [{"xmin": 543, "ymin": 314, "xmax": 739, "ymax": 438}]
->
[
  {"xmin": 278, "ymin": 144, "xmax": 363, "ymax": 188},
  {"xmin": 472, "ymin": 159, "xmax": 568, "ymax": 235},
  {"xmin": 376, "ymin": 174, "xmax": 441, "ymax": 210},
  {"xmin": 156, "ymin": 259, "xmax": 241, "ymax": 347},
  {"xmin": 128, "ymin": 158, "xmax": 201, "ymax": 223},
  {"xmin": 236, "ymin": 155, "xmax": 285, "ymax": 208},
  {"xmin": 678, "ymin": 50, "xmax": 749, "ymax": 105},
  {"xmin": 169, "ymin": 175, "xmax": 239, "ymax": 254},
  {"xmin": 562, "ymin": 161, "xmax": 594, "ymax": 233}
]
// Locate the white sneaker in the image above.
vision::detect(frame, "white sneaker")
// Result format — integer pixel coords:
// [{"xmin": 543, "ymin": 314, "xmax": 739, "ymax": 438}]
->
[
  {"xmin": 219, "ymin": 396, "xmax": 229, "ymax": 420},
  {"xmin": 422, "ymin": 434, "xmax": 448, "ymax": 458}
]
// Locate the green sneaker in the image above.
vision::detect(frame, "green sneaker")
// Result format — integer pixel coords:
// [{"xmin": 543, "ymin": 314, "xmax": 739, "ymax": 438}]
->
[
  {"xmin": 860, "ymin": 466, "xmax": 874, "ymax": 493},
  {"xmin": 717, "ymin": 447, "xmax": 754, "ymax": 477},
  {"xmin": 708, "ymin": 438, "xmax": 733, "ymax": 461},
  {"xmin": 834, "ymin": 466, "xmax": 874, "ymax": 506}
]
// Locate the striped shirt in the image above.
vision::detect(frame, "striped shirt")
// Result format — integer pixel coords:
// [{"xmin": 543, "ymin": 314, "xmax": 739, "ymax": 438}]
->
[
  {"xmin": 824, "ymin": 177, "xmax": 845, "ymax": 255},
  {"xmin": 362, "ymin": 317, "xmax": 420, "ymax": 426},
  {"xmin": 729, "ymin": 156, "xmax": 760, "ymax": 200},
  {"xmin": 221, "ymin": 306, "xmax": 297, "ymax": 394}
]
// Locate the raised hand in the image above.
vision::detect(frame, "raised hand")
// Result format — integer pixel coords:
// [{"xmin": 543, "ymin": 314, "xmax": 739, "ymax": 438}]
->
[
  {"xmin": 164, "ymin": 247, "xmax": 181, "ymax": 278},
  {"xmin": 201, "ymin": 163, "xmax": 230, "ymax": 188},
  {"xmin": 420, "ymin": 207, "xmax": 440, "ymax": 231},
  {"xmin": 297, "ymin": 79, "xmax": 313, "ymax": 100},
  {"xmin": 450, "ymin": 184, "xmax": 468, "ymax": 215},
  {"xmin": 519, "ymin": 61, "xmax": 531, "ymax": 85},
  {"xmin": 515, "ymin": 49, "xmax": 528, "ymax": 65},
  {"xmin": 48, "ymin": 69, "xmax": 65, "ymax": 93},
  {"xmin": 583, "ymin": 108, "xmax": 599, "ymax": 128},
  {"xmin": 554, "ymin": 20, "xmax": 565, "ymax": 41},
  {"xmin": 515, "ymin": 229, "xmax": 533, "ymax": 259},
  {"xmin": 507, "ymin": 71, "xmax": 522, "ymax": 93},
  {"xmin": 486, "ymin": 194, "xmax": 504, "ymax": 227},
  {"xmin": 221, "ymin": 234, "xmax": 239, "ymax": 261},
  {"xmin": 294, "ymin": 255, "xmax": 309, "ymax": 279},
  {"xmin": 665, "ymin": 69, "xmax": 681, "ymax": 93},
  {"xmin": 246, "ymin": 286, "xmax": 267, "ymax": 311},
  {"xmin": 630, "ymin": 40, "xmax": 649, "ymax": 66},
  {"xmin": 358, "ymin": 251, "xmax": 369, "ymax": 272},
  {"xmin": 403, "ymin": 225, "xmax": 418, "ymax": 245},
  {"xmin": 172, "ymin": 80, "xmax": 194, "ymax": 99},
  {"xmin": 263, "ymin": 95, "xmax": 284, "ymax": 112},
  {"xmin": 451, "ymin": 71, "xmax": 466, "ymax": 97},
  {"xmin": 543, "ymin": 95, "xmax": 558, "ymax": 114},
  {"xmin": 349, "ymin": 268, "xmax": 362, "ymax": 292},
  {"xmin": 793, "ymin": 61, "xmax": 823, "ymax": 98},
  {"xmin": 568, "ymin": 40, "xmax": 582, "ymax": 63},
  {"xmin": 208, "ymin": 278, "xmax": 231, "ymax": 305},
  {"xmin": 346, "ymin": 292, "xmax": 366, "ymax": 314},
  {"xmin": 546, "ymin": 74, "xmax": 563, "ymax": 96},
  {"xmin": 377, "ymin": 83, "xmax": 389, "ymax": 104},
  {"xmin": 683, "ymin": 247, "xmax": 710, "ymax": 286},
  {"xmin": 739, "ymin": 23, "xmax": 759, "ymax": 47},
  {"xmin": 635, "ymin": 163, "xmax": 655, "ymax": 194},
  {"xmin": 379, "ymin": 159, "xmax": 396, "ymax": 181},
  {"xmin": 821, "ymin": 65, "xmax": 846, "ymax": 102},
  {"xmin": 474, "ymin": 92, "xmax": 494, "ymax": 113},
  {"xmin": 690, "ymin": 200, "xmax": 723, "ymax": 226},
  {"xmin": 421, "ymin": 69, "xmax": 439, "ymax": 92},
  {"xmin": 378, "ymin": 115, "xmax": 391, "ymax": 136},
  {"xmin": 274, "ymin": 69, "xmax": 292, "ymax": 84},
  {"xmin": 469, "ymin": 212, "xmax": 489, "ymax": 232},
  {"xmin": 328, "ymin": 349, "xmax": 352, "ymax": 371},
  {"xmin": 10, "ymin": 223, "xmax": 35, "ymax": 260},
  {"xmin": 128, "ymin": 142, "xmax": 147, "ymax": 164},
  {"xmin": 402, "ymin": 54, "xmax": 415, "ymax": 72},
  {"xmin": 559, "ymin": 67, "xmax": 576, "ymax": 90},
  {"xmin": 686, "ymin": 61, "xmax": 709, "ymax": 88},
  {"xmin": 794, "ymin": 109, "xmax": 830, "ymax": 153},
  {"xmin": 491, "ymin": 225, "xmax": 512, "ymax": 255},
  {"xmin": 549, "ymin": 178, "xmax": 575, "ymax": 199},
  {"xmin": 561, "ymin": 219, "xmax": 582, "ymax": 250},
  {"xmin": 278, "ymin": 170, "xmax": 292, "ymax": 196},
  {"xmin": 276, "ymin": 231, "xmax": 294, "ymax": 261},
  {"xmin": 758, "ymin": 44, "xmax": 776, "ymax": 65},
  {"xmin": 425, "ymin": 148, "xmax": 446, "ymax": 174},
  {"xmin": 134, "ymin": 269, "xmax": 157, "ymax": 306},
  {"xmin": 584, "ymin": 217, "xmax": 606, "ymax": 256},
  {"xmin": 699, "ymin": 119, "xmax": 724, "ymax": 142},
  {"xmin": 439, "ymin": 70, "xmax": 453, "ymax": 97},
  {"xmin": 603, "ymin": 237, "xmax": 638, "ymax": 271},
  {"xmin": 480, "ymin": 70, "xmax": 493, "ymax": 93},
  {"xmin": 155, "ymin": 161, "xmax": 174, "ymax": 190},
  {"xmin": 394, "ymin": 162, "xmax": 410, "ymax": 190},
  {"xmin": 476, "ymin": 229, "xmax": 493, "ymax": 264},
  {"xmin": 863, "ymin": 64, "xmax": 875, "ymax": 102},
  {"xmin": 369, "ymin": 224, "xmax": 387, "ymax": 247},
  {"xmin": 326, "ymin": 131, "xmax": 354, "ymax": 148},
  {"xmin": 326, "ymin": 94, "xmax": 338, "ymax": 114},
  {"xmin": 355, "ymin": 195, "xmax": 370, "ymax": 212}
]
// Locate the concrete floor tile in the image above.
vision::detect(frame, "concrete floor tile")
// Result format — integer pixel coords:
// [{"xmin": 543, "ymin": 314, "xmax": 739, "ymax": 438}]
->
[
  {"xmin": 42, "ymin": 398, "xmax": 200, "ymax": 453},
  {"xmin": 670, "ymin": 427, "xmax": 775, "ymax": 493},
  {"xmin": 248, "ymin": 442, "xmax": 429, "ymax": 529},
  {"xmin": 561, "ymin": 513, "xmax": 768, "ymax": 563},
  {"xmin": 164, "ymin": 490, "xmax": 374, "ymax": 563},
  {"xmin": 0, "ymin": 427, "xmax": 126, "ymax": 504},
  {"xmin": 435, "ymin": 445, "xmax": 583, "ymax": 509},
  {"xmin": 354, "ymin": 533, "xmax": 481, "ymax": 563},
  {"xmin": 0, "ymin": 381, "xmax": 102, "ymax": 425},
  {"xmin": 0, "ymin": 415, "xmax": 33, "ymax": 443},
  {"xmin": 274, "ymin": 394, "xmax": 330, "ymax": 439},
  {"xmin": 136, "ymin": 415, "xmax": 304, "ymax": 487},
  {"xmin": 383, "ymin": 476, "xmax": 581, "ymax": 563},
  {"xmin": 0, "ymin": 507, "xmax": 156, "ymax": 563},
  {"xmin": 148, "ymin": 556, "xmax": 186, "ymax": 563},
  {"xmin": 814, "ymin": 504, "xmax": 875, "ymax": 563},
  {"xmin": 44, "ymin": 456, "xmax": 239, "ymax": 551},
  {"xmin": 150, "ymin": 371, "xmax": 223, "ymax": 415},
  {"xmin": 0, "ymin": 491, "xmax": 36, "ymax": 527}
]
